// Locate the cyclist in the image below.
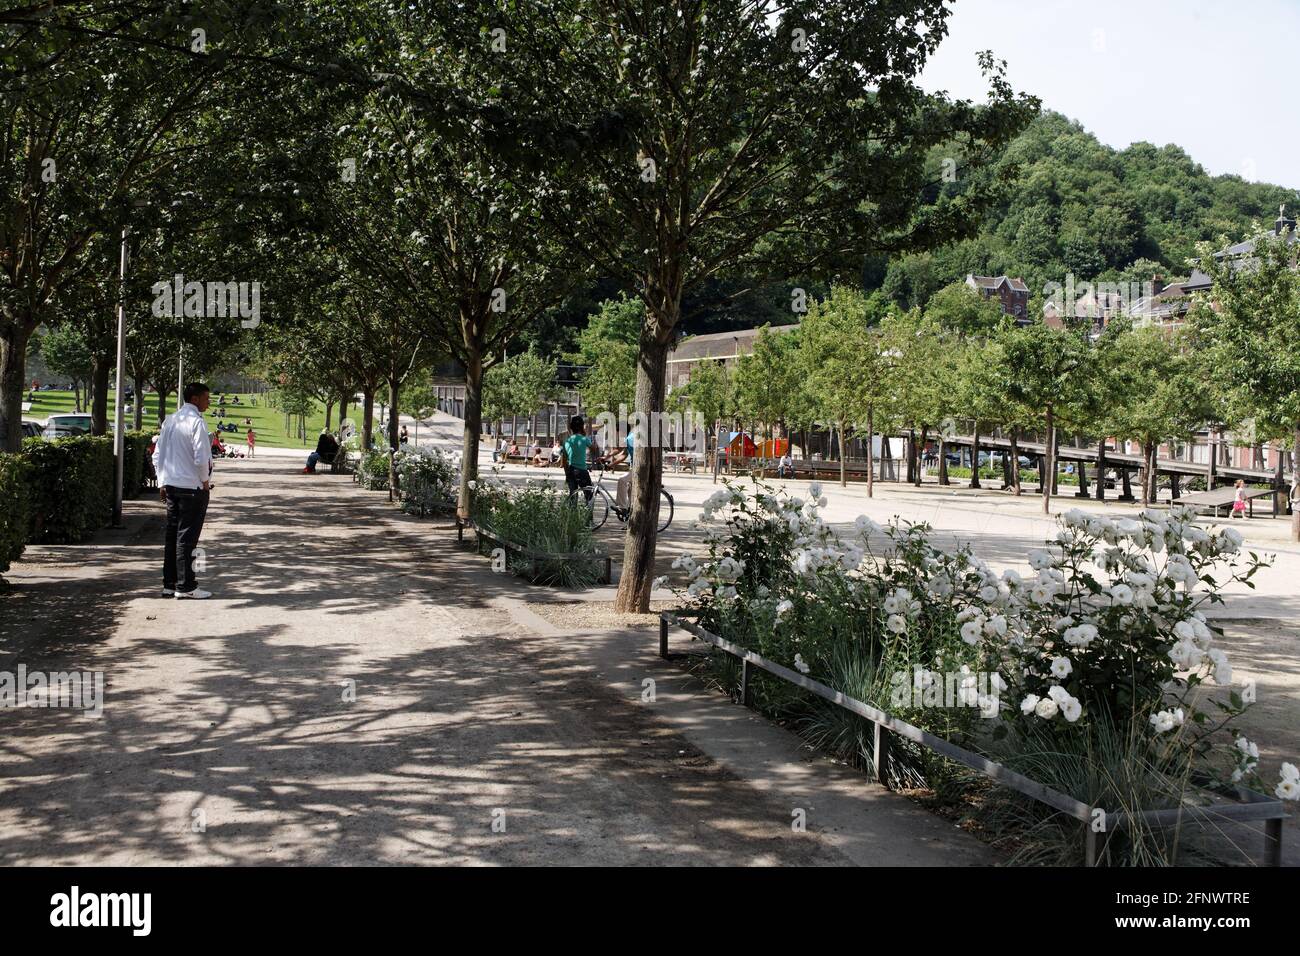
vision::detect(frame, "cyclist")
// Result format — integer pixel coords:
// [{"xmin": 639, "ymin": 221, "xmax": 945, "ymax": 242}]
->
[
  {"xmin": 608, "ymin": 428, "xmax": 635, "ymax": 517},
  {"xmin": 560, "ymin": 415, "xmax": 602, "ymax": 501}
]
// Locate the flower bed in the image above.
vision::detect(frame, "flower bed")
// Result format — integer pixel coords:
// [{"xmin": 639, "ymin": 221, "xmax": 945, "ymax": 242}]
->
[
  {"xmin": 393, "ymin": 445, "xmax": 458, "ymax": 516},
  {"xmin": 469, "ymin": 476, "xmax": 607, "ymax": 587},
  {"xmin": 663, "ymin": 481, "xmax": 1296, "ymax": 865}
]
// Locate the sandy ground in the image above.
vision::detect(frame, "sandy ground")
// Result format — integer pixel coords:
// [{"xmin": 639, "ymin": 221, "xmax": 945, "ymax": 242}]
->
[{"xmin": 0, "ymin": 456, "xmax": 983, "ymax": 866}]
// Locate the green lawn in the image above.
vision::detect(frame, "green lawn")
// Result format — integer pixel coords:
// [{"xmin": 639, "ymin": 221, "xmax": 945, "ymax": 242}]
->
[{"xmin": 24, "ymin": 390, "xmax": 337, "ymax": 448}]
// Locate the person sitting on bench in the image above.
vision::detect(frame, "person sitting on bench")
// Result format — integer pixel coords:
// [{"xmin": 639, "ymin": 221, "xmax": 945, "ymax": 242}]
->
[{"xmin": 303, "ymin": 430, "xmax": 340, "ymax": 474}]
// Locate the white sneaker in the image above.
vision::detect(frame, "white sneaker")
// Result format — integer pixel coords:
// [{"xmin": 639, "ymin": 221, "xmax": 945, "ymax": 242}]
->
[
  {"xmin": 175, "ymin": 588, "xmax": 212, "ymax": 600},
  {"xmin": 161, "ymin": 588, "xmax": 175, "ymax": 597}
]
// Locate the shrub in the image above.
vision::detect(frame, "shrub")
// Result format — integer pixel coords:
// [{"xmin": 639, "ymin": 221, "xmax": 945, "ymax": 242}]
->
[
  {"xmin": 21, "ymin": 435, "xmax": 114, "ymax": 543},
  {"xmin": 671, "ymin": 481, "xmax": 1297, "ymax": 862},
  {"xmin": 470, "ymin": 475, "xmax": 602, "ymax": 586},
  {"xmin": 356, "ymin": 448, "xmax": 390, "ymax": 491},
  {"xmin": 394, "ymin": 446, "xmax": 458, "ymax": 516},
  {"xmin": 0, "ymin": 453, "xmax": 30, "ymax": 577},
  {"xmin": 123, "ymin": 430, "xmax": 150, "ymax": 498}
]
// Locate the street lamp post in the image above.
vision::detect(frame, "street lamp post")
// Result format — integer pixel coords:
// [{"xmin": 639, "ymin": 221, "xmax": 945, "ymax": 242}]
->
[{"xmin": 111, "ymin": 224, "xmax": 130, "ymax": 528}]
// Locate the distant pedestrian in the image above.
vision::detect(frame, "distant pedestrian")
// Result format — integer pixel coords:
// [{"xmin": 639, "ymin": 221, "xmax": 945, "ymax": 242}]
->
[
  {"xmin": 246, "ymin": 428, "xmax": 256, "ymax": 458},
  {"xmin": 1232, "ymin": 479, "xmax": 1247, "ymax": 518},
  {"xmin": 400, "ymin": 425, "xmax": 409, "ymax": 446},
  {"xmin": 153, "ymin": 382, "xmax": 214, "ymax": 599}
]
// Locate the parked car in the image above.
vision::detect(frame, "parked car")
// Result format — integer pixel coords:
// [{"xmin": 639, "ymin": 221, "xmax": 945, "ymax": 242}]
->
[
  {"xmin": 42, "ymin": 423, "xmax": 88, "ymax": 439},
  {"xmin": 21, "ymin": 420, "xmax": 42, "ymax": 439},
  {"xmin": 44, "ymin": 412, "xmax": 92, "ymax": 435}
]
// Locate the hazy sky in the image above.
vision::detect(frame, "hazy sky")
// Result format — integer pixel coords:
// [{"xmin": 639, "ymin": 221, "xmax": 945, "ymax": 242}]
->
[{"xmin": 920, "ymin": 0, "xmax": 1300, "ymax": 190}]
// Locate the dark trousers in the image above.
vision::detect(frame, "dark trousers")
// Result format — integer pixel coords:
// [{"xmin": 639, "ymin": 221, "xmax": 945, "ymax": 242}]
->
[
  {"xmin": 164, "ymin": 486, "xmax": 210, "ymax": 592},
  {"xmin": 565, "ymin": 466, "xmax": 591, "ymax": 497}
]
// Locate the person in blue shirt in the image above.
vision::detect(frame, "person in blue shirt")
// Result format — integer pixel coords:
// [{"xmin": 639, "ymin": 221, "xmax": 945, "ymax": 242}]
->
[
  {"xmin": 560, "ymin": 415, "xmax": 602, "ymax": 499},
  {"xmin": 612, "ymin": 429, "xmax": 636, "ymax": 514}
]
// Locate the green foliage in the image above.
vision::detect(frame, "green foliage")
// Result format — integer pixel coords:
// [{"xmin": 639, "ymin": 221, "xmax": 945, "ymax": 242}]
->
[
  {"xmin": 578, "ymin": 341, "xmax": 637, "ymax": 418},
  {"xmin": 879, "ymin": 111, "xmax": 1300, "ymax": 309},
  {"xmin": 394, "ymin": 446, "xmax": 458, "ymax": 516},
  {"xmin": 356, "ymin": 449, "xmax": 391, "ymax": 491},
  {"xmin": 0, "ymin": 453, "xmax": 30, "ymax": 577},
  {"xmin": 799, "ymin": 287, "xmax": 894, "ymax": 433},
  {"xmin": 571, "ymin": 295, "xmax": 644, "ymax": 366},
  {"xmin": 20, "ymin": 435, "xmax": 114, "ymax": 543},
  {"xmin": 470, "ymin": 479, "xmax": 602, "ymax": 587},
  {"xmin": 482, "ymin": 350, "xmax": 560, "ymax": 425},
  {"xmin": 731, "ymin": 326, "xmax": 801, "ymax": 434},
  {"xmin": 1192, "ymin": 230, "xmax": 1300, "ymax": 443}
]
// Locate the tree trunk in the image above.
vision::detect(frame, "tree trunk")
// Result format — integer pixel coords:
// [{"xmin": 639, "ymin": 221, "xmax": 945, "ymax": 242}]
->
[
  {"xmin": 905, "ymin": 428, "xmax": 915, "ymax": 484},
  {"xmin": 74, "ymin": 379, "xmax": 83, "ymax": 413},
  {"xmin": 387, "ymin": 377, "xmax": 401, "ymax": 502},
  {"xmin": 0, "ymin": 322, "xmax": 31, "ymax": 452},
  {"xmin": 133, "ymin": 375, "xmax": 144, "ymax": 431},
  {"xmin": 90, "ymin": 353, "xmax": 111, "ymax": 436},
  {"xmin": 1207, "ymin": 428, "xmax": 1219, "ymax": 490},
  {"xmin": 916, "ymin": 425, "xmax": 928, "ymax": 486},
  {"xmin": 1292, "ymin": 424, "xmax": 1300, "ymax": 543},
  {"xmin": 938, "ymin": 437, "xmax": 948, "ymax": 485},
  {"xmin": 1011, "ymin": 428, "xmax": 1022, "ymax": 495},
  {"xmin": 615, "ymin": 330, "xmax": 672, "ymax": 613},
  {"xmin": 155, "ymin": 386, "xmax": 171, "ymax": 423},
  {"xmin": 325, "ymin": 398, "xmax": 334, "ymax": 433},
  {"xmin": 839, "ymin": 418, "xmax": 847, "ymax": 488},
  {"xmin": 1042, "ymin": 405, "xmax": 1055, "ymax": 515},
  {"xmin": 1095, "ymin": 438, "xmax": 1106, "ymax": 501},
  {"xmin": 866, "ymin": 406, "xmax": 874, "ymax": 498},
  {"xmin": 457, "ymin": 348, "xmax": 484, "ymax": 520},
  {"xmin": 970, "ymin": 426, "xmax": 982, "ymax": 489},
  {"xmin": 362, "ymin": 387, "xmax": 375, "ymax": 450},
  {"xmin": 340, "ymin": 394, "xmax": 349, "ymax": 427}
]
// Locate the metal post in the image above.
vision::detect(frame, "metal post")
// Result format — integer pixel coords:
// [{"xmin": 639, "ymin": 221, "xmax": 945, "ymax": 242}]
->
[
  {"xmin": 658, "ymin": 617, "xmax": 668, "ymax": 659},
  {"xmin": 1265, "ymin": 817, "xmax": 1283, "ymax": 867},
  {"xmin": 873, "ymin": 722, "xmax": 890, "ymax": 788},
  {"xmin": 111, "ymin": 225, "xmax": 129, "ymax": 528},
  {"xmin": 740, "ymin": 658, "xmax": 752, "ymax": 706}
]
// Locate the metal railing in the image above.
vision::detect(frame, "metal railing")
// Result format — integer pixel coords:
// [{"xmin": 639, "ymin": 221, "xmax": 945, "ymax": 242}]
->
[{"xmin": 658, "ymin": 611, "xmax": 1285, "ymax": 866}]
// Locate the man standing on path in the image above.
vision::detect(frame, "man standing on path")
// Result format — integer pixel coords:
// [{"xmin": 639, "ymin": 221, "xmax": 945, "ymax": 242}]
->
[{"xmin": 153, "ymin": 382, "xmax": 214, "ymax": 599}]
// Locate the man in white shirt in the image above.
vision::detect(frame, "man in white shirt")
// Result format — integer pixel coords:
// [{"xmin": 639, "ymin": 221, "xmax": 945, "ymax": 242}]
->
[{"xmin": 152, "ymin": 382, "xmax": 214, "ymax": 598}]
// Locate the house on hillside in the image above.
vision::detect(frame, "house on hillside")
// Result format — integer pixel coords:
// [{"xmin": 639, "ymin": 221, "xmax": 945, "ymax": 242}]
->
[
  {"xmin": 1184, "ymin": 205, "xmax": 1297, "ymax": 294},
  {"xmin": 964, "ymin": 274, "xmax": 1030, "ymax": 323},
  {"xmin": 666, "ymin": 324, "xmax": 799, "ymax": 392}
]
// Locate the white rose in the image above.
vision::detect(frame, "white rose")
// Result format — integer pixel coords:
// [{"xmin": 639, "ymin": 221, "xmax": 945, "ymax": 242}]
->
[
  {"xmin": 1034, "ymin": 697, "xmax": 1059, "ymax": 719},
  {"xmin": 1020, "ymin": 694, "xmax": 1040, "ymax": 715},
  {"xmin": 1050, "ymin": 656, "xmax": 1073, "ymax": 679}
]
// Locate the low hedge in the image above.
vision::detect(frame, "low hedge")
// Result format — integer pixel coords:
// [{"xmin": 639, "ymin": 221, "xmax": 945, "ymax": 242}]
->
[
  {"xmin": 123, "ymin": 430, "xmax": 150, "ymax": 498},
  {"xmin": 0, "ymin": 452, "xmax": 30, "ymax": 576},
  {"xmin": 21, "ymin": 434, "xmax": 115, "ymax": 543}
]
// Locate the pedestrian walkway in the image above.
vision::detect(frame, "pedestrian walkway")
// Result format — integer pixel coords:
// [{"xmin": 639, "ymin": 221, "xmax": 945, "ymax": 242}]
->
[{"xmin": 0, "ymin": 459, "xmax": 986, "ymax": 865}]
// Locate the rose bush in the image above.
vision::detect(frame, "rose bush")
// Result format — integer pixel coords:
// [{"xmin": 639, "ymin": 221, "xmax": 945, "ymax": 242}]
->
[{"xmin": 672, "ymin": 481, "xmax": 1295, "ymax": 825}]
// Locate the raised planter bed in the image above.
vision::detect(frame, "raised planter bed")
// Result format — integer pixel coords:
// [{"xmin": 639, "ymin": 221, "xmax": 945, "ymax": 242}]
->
[
  {"xmin": 471, "ymin": 521, "xmax": 612, "ymax": 585},
  {"xmin": 659, "ymin": 611, "xmax": 1286, "ymax": 867}
]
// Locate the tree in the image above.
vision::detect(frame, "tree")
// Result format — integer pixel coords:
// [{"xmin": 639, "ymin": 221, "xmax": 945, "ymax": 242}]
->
[
  {"xmin": 733, "ymin": 326, "xmax": 800, "ymax": 448},
  {"xmin": 1100, "ymin": 322, "xmax": 1212, "ymax": 505},
  {"xmin": 1192, "ymin": 229, "xmax": 1300, "ymax": 539},
  {"xmin": 799, "ymin": 287, "xmax": 892, "ymax": 490},
  {"xmin": 499, "ymin": 1, "xmax": 1039, "ymax": 610},
  {"xmin": 38, "ymin": 323, "xmax": 92, "ymax": 411},
  {"xmin": 997, "ymin": 322, "xmax": 1087, "ymax": 513}
]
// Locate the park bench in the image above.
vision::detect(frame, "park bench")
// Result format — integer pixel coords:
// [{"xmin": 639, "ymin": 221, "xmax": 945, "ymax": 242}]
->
[
  {"xmin": 667, "ymin": 452, "xmax": 702, "ymax": 474},
  {"xmin": 1173, "ymin": 486, "xmax": 1274, "ymax": 518}
]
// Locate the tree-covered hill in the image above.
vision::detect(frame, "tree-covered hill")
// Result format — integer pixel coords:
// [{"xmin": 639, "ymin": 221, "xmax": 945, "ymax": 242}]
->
[{"xmin": 878, "ymin": 111, "xmax": 1300, "ymax": 309}]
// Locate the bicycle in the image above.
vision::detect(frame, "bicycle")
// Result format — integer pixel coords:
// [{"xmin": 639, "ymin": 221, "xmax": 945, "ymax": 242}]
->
[{"xmin": 569, "ymin": 459, "xmax": 674, "ymax": 533}]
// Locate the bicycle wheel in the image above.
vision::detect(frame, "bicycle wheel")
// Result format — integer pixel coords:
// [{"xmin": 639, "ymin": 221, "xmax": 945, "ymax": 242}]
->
[
  {"xmin": 571, "ymin": 486, "xmax": 610, "ymax": 530},
  {"xmin": 657, "ymin": 489, "xmax": 674, "ymax": 533}
]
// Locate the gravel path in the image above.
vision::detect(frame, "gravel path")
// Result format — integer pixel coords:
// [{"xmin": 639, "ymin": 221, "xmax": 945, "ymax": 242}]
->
[{"xmin": 0, "ymin": 460, "xmax": 871, "ymax": 865}]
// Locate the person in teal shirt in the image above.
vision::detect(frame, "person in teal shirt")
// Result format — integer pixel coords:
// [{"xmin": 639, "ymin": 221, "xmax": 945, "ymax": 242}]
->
[{"xmin": 561, "ymin": 415, "xmax": 601, "ymax": 498}]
